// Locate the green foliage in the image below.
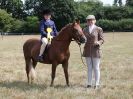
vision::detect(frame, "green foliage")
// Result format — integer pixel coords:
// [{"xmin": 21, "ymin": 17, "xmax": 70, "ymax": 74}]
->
[
  {"xmin": 10, "ymin": 16, "xmax": 39, "ymax": 34},
  {"xmin": 0, "ymin": 0, "xmax": 133, "ymax": 33},
  {"xmin": 118, "ymin": 19, "xmax": 133, "ymax": 31},
  {"xmin": 0, "ymin": 9, "xmax": 39, "ymax": 33},
  {"xmin": 52, "ymin": 0, "xmax": 77, "ymax": 30},
  {"xmin": 101, "ymin": 6, "xmax": 131, "ymax": 20},
  {"xmin": 96, "ymin": 19, "xmax": 133, "ymax": 32},
  {"xmin": 113, "ymin": 0, "xmax": 122, "ymax": 6},
  {"xmin": 24, "ymin": 0, "xmax": 77, "ymax": 30},
  {"xmin": 126, "ymin": 0, "xmax": 133, "ymax": 7},
  {"xmin": 0, "ymin": 0, "xmax": 25, "ymax": 19},
  {"xmin": 23, "ymin": 16, "xmax": 39, "ymax": 33},
  {"xmin": 11, "ymin": 19, "xmax": 25, "ymax": 33},
  {"xmin": 97, "ymin": 19, "xmax": 115, "ymax": 31},
  {"xmin": 0, "ymin": 9, "xmax": 14, "ymax": 32},
  {"xmin": 76, "ymin": 1, "xmax": 103, "ymax": 23}
]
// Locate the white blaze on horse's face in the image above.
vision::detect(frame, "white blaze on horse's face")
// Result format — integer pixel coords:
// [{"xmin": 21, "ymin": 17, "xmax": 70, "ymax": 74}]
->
[{"xmin": 72, "ymin": 22, "xmax": 86, "ymax": 44}]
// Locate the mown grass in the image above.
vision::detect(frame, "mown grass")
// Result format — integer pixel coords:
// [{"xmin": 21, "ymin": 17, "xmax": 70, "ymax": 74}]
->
[{"xmin": 0, "ymin": 32, "xmax": 133, "ymax": 99}]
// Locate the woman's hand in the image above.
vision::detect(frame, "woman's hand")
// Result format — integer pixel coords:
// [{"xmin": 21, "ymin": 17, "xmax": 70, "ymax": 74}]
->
[{"xmin": 94, "ymin": 41, "xmax": 100, "ymax": 47}]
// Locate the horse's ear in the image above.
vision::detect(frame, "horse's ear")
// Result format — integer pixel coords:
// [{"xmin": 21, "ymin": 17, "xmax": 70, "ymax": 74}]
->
[
  {"xmin": 75, "ymin": 19, "xmax": 80, "ymax": 24},
  {"xmin": 72, "ymin": 19, "xmax": 80, "ymax": 27}
]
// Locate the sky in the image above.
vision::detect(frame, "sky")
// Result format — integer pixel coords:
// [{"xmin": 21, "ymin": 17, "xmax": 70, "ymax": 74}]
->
[
  {"xmin": 100, "ymin": 0, "xmax": 126, "ymax": 5},
  {"xmin": 22, "ymin": 0, "xmax": 126, "ymax": 5}
]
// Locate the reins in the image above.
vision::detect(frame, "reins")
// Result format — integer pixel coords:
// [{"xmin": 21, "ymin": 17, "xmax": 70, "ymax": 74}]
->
[{"xmin": 78, "ymin": 44, "xmax": 87, "ymax": 67}]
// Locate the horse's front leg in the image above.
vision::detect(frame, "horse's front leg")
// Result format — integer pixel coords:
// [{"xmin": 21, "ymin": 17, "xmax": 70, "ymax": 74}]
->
[
  {"xmin": 50, "ymin": 63, "xmax": 57, "ymax": 87},
  {"xmin": 62, "ymin": 61, "xmax": 69, "ymax": 86}
]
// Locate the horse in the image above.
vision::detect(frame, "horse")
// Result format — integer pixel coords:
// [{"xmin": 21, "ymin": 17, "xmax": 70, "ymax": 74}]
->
[{"xmin": 23, "ymin": 20, "xmax": 86, "ymax": 86}]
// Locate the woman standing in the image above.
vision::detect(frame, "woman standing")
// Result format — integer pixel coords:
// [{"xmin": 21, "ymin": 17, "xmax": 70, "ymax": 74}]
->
[{"xmin": 83, "ymin": 15, "xmax": 104, "ymax": 89}]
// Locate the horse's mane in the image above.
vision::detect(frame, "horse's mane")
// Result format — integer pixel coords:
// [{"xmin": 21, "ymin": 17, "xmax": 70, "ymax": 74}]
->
[{"xmin": 58, "ymin": 23, "xmax": 72, "ymax": 35}]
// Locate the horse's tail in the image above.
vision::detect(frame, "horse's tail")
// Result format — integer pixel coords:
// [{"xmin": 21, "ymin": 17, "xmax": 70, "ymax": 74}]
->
[{"xmin": 23, "ymin": 40, "xmax": 37, "ymax": 84}]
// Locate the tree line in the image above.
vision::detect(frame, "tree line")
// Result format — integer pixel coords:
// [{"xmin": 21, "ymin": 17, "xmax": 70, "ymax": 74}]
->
[{"xmin": 0, "ymin": 0, "xmax": 133, "ymax": 34}]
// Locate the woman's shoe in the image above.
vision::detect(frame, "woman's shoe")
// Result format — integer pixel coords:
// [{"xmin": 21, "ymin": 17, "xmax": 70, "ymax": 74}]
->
[
  {"xmin": 87, "ymin": 85, "xmax": 92, "ymax": 88},
  {"xmin": 94, "ymin": 85, "xmax": 100, "ymax": 89}
]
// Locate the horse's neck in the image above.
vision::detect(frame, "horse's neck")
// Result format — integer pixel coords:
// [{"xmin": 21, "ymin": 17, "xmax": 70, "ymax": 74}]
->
[
  {"xmin": 56, "ymin": 27, "xmax": 72, "ymax": 41},
  {"xmin": 53, "ymin": 26, "xmax": 72, "ymax": 51}
]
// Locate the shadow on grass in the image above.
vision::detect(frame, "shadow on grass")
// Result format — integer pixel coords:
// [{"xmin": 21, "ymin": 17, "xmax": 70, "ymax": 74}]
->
[
  {"xmin": 0, "ymin": 81, "xmax": 87, "ymax": 91},
  {"xmin": 0, "ymin": 81, "xmax": 48, "ymax": 91},
  {"xmin": 53, "ymin": 84, "xmax": 86, "ymax": 89}
]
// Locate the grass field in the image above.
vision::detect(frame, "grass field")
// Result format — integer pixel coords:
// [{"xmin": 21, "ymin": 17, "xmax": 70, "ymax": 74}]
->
[{"xmin": 0, "ymin": 32, "xmax": 133, "ymax": 99}]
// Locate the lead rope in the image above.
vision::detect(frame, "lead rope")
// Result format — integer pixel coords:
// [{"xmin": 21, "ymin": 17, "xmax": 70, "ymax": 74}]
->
[{"xmin": 78, "ymin": 44, "xmax": 87, "ymax": 67}]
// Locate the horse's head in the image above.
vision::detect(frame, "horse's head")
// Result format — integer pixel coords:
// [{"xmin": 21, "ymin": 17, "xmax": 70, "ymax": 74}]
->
[{"xmin": 71, "ymin": 20, "xmax": 87, "ymax": 44}]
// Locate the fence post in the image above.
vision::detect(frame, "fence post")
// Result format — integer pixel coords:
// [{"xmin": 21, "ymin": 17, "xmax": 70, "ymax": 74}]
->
[
  {"xmin": 1, "ymin": 32, "xmax": 3, "ymax": 40},
  {"xmin": 21, "ymin": 33, "xmax": 24, "ymax": 39},
  {"xmin": 113, "ymin": 30, "xmax": 115, "ymax": 40}
]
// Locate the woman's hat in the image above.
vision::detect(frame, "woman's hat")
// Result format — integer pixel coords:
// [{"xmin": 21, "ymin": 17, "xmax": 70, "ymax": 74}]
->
[{"xmin": 86, "ymin": 15, "xmax": 96, "ymax": 20}]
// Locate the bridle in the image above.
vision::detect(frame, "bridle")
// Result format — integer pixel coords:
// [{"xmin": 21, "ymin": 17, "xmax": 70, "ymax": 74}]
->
[
  {"xmin": 71, "ymin": 25, "xmax": 85, "ymax": 45},
  {"xmin": 54, "ymin": 25, "xmax": 84, "ymax": 45}
]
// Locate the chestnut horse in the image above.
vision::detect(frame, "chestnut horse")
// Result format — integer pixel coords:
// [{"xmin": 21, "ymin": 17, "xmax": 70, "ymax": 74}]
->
[{"xmin": 23, "ymin": 21, "xmax": 86, "ymax": 86}]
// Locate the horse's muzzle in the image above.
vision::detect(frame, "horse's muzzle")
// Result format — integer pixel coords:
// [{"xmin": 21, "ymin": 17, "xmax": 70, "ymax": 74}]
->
[{"xmin": 80, "ymin": 35, "xmax": 87, "ymax": 44}]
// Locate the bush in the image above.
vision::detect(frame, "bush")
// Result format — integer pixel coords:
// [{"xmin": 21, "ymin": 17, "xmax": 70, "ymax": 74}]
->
[
  {"xmin": 96, "ymin": 19, "xmax": 114, "ymax": 31},
  {"xmin": 10, "ymin": 16, "xmax": 40, "ymax": 34},
  {"xmin": 11, "ymin": 20, "xmax": 25, "ymax": 33},
  {"xmin": 96, "ymin": 19, "xmax": 133, "ymax": 32},
  {"xmin": 81, "ymin": 19, "xmax": 133, "ymax": 32},
  {"xmin": 23, "ymin": 16, "xmax": 39, "ymax": 33},
  {"xmin": 118, "ymin": 19, "xmax": 133, "ymax": 31},
  {"xmin": 0, "ymin": 9, "xmax": 14, "ymax": 32}
]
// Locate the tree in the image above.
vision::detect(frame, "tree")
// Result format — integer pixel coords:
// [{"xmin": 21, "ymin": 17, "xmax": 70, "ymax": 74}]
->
[
  {"xmin": 0, "ymin": 9, "xmax": 14, "ymax": 32},
  {"xmin": 24, "ymin": 0, "xmax": 40, "ymax": 15},
  {"xmin": 118, "ymin": 0, "xmax": 122, "ymax": 6},
  {"xmin": 102, "ymin": 6, "xmax": 130, "ymax": 20},
  {"xmin": 11, "ymin": 19, "xmax": 25, "ymax": 33},
  {"xmin": 52, "ymin": 0, "xmax": 77, "ymax": 30},
  {"xmin": 126, "ymin": 0, "xmax": 133, "ymax": 7},
  {"xmin": 113, "ymin": 0, "xmax": 118, "ymax": 6},
  {"xmin": 113, "ymin": 0, "xmax": 122, "ymax": 6},
  {"xmin": 75, "ymin": 0, "xmax": 103, "ymax": 22},
  {"xmin": 23, "ymin": 16, "xmax": 39, "ymax": 33},
  {"xmin": 0, "ymin": 0, "xmax": 25, "ymax": 19},
  {"xmin": 24, "ymin": 0, "xmax": 77, "ymax": 30}
]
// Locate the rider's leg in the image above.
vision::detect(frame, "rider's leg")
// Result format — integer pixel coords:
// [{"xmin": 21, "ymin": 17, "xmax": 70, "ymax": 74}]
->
[{"xmin": 38, "ymin": 37, "xmax": 48, "ymax": 60}]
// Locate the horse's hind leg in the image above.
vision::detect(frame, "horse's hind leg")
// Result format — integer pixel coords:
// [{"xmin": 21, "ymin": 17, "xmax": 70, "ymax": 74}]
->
[
  {"xmin": 25, "ymin": 58, "xmax": 31, "ymax": 84},
  {"xmin": 25, "ymin": 58, "xmax": 36, "ymax": 84},
  {"xmin": 32, "ymin": 59, "xmax": 37, "ymax": 69},
  {"xmin": 62, "ymin": 61, "xmax": 69, "ymax": 86},
  {"xmin": 30, "ymin": 59, "xmax": 37, "ymax": 83}
]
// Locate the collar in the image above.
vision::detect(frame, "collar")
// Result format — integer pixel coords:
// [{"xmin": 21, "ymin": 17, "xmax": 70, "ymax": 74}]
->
[
  {"xmin": 89, "ymin": 24, "xmax": 95, "ymax": 29},
  {"xmin": 44, "ymin": 19, "xmax": 51, "ymax": 22},
  {"xmin": 88, "ymin": 24, "xmax": 96, "ymax": 33}
]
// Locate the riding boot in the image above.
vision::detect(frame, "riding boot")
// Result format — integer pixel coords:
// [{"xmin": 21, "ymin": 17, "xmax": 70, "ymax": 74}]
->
[
  {"xmin": 38, "ymin": 43, "xmax": 47, "ymax": 62},
  {"xmin": 38, "ymin": 55, "xmax": 44, "ymax": 62}
]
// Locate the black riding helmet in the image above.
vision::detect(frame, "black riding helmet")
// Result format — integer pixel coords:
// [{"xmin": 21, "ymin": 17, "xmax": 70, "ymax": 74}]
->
[{"xmin": 43, "ymin": 9, "xmax": 52, "ymax": 15}]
